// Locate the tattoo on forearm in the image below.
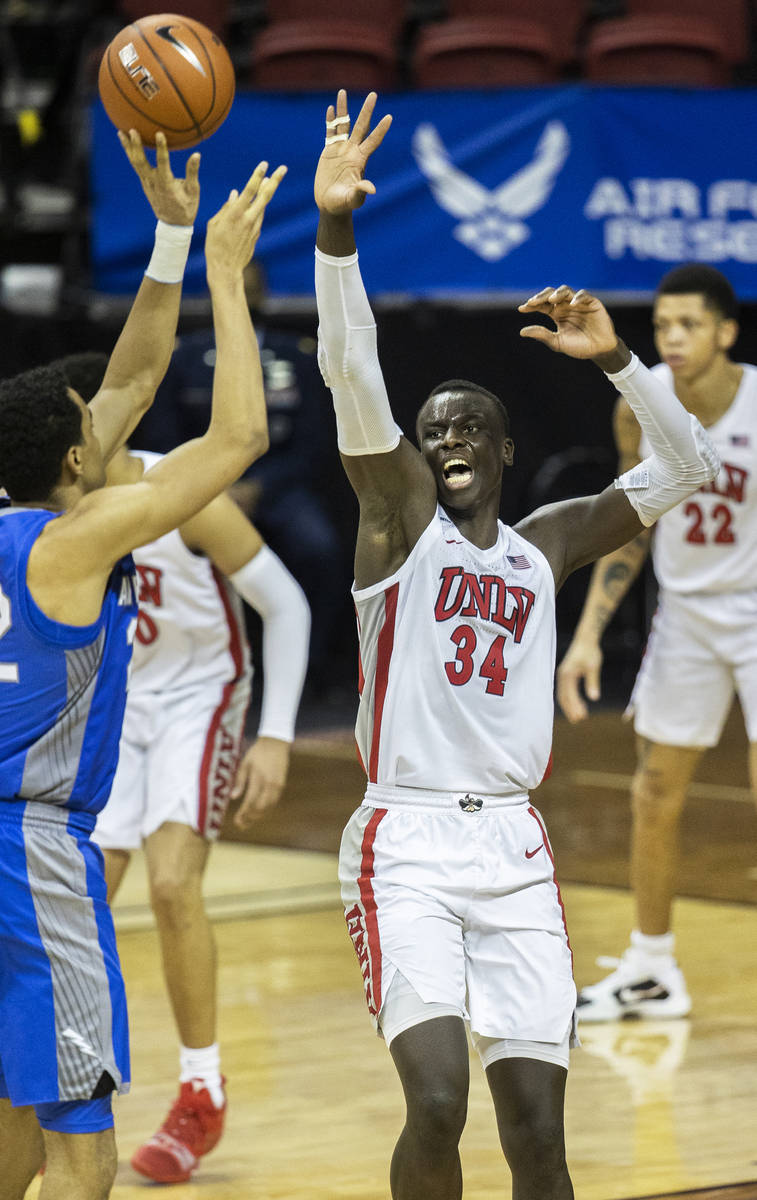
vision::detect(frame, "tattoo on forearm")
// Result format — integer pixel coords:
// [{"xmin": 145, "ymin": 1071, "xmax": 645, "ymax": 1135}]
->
[{"xmin": 603, "ymin": 562, "xmax": 631, "ymax": 598}]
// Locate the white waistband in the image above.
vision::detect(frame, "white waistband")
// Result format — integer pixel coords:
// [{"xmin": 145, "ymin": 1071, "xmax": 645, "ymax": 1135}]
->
[{"xmin": 363, "ymin": 783, "xmax": 529, "ymax": 811}]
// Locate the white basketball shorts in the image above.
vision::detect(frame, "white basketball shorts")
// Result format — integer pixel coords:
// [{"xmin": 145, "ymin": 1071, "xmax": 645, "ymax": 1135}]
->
[
  {"xmin": 627, "ymin": 588, "xmax": 757, "ymax": 746},
  {"xmin": 339, "ymin": 783, "xmax": 577, "ymax": 1048},
  {"xmin": 94, "ymin": 677, "xmax": 250, "ymax": 849}
]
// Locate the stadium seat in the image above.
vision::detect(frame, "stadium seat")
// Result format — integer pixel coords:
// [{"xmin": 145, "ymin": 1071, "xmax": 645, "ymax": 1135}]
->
[
  {"xmin": 412, "ymin": 16, "xmax": 562, "ymax": 88},
  {"xmin": 447, "ymin": 0, "xmax": 586, "ymax": 62},
  {"xmin": 624, "ymin": 0, "xmax": 749, "ymax": 63},
  {"xmin": 251, "ymin": 20, "xmax": 398, "ymax": 89},
  {"xmin": 265, "ymin": 0, "xmax": 407, "ymax": 36},
  {"xmin": 582, "ymin": 14, "xmax": 732, "ymax": 86},
  {"xmin": 117, "ymin": 1, "xmax": 230, "ymax": 37}
]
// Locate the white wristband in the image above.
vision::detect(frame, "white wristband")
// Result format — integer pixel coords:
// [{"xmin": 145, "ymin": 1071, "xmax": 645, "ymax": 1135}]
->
[{"xmin": 145, "ymin": 220, "xmax": 193, "ymax": 284}]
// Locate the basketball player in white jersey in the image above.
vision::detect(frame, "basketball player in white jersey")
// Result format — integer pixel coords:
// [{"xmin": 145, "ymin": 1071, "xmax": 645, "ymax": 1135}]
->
[
  {"xmin": 557, "ymin": 264, "xmax": 757, "ymax": 1022},
  {"xmin": 90, "ymin": 444, "xmax": 310, "ymax": 1184},
  {"xmin": 313, "ymin": 91, "xmax": 719, "ymax": 1200}
]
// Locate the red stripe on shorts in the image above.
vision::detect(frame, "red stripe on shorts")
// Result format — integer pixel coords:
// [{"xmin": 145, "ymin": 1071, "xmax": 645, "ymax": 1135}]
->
[
  {"xmin": 368, "ymin": 583, "xmax": 399, "ymax": 784},
  {"xmin": 528, "ymin": 805, "xmax": 573, "ymax": 965},
  {"xmin": 357, "ymin": 807, "xmax": 387, "ymax": 1018},
  {"xmin": 354, "ymin": 602, "xmax": 365, "ymax": 697},
  {"xmin": 197, "ymin": 572, "xmax": 247, "ymax": 833}
]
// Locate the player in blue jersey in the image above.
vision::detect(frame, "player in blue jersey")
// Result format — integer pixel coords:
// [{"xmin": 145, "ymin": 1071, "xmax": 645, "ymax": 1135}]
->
[{"xmin": 0, "ymin": 130, "xmax": 285, "ymax": 1200}]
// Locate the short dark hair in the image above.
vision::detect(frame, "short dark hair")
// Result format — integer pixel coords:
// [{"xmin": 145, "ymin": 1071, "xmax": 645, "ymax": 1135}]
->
[
  {"xmin": 420, "ymin": 379, "xmax": 510, "ymax": 439},
  {"xmin": 54, "ymin": 351, "xmax": 109, "ymax": 404},
  {"xmin": 655, "ymin": 264, "xmax": 738, "ymax": 321},
  {"xmin": 0, "ymin": 364, "xmax": 84, "ymax": 501}
]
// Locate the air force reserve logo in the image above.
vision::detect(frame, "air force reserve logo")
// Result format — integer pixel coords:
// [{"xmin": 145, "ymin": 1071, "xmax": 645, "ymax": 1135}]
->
[{"xmin": 412, "ymin": 120, "xmax": 570, "ymax": 262}]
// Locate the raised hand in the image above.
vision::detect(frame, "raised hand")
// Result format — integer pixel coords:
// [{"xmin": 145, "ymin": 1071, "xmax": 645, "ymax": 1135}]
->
[
  {"xmin": 205, "ymin": 161, "xmax": 287, "ymax": 279},
  {"xmin": 118, "ymin": 129, "xmax": 200, "ymax": 226},
  {"xmin": 314, "ymin": 89, "xmax": 392, "ymax": 216},
  {"xmin": 518, "ymin": 285, "xmax": 619, "ymax": 361}
]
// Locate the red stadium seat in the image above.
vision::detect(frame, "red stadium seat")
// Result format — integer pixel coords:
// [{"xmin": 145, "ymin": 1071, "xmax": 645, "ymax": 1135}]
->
[
  {"xmin": 625, "ymin": 0, "xmax": 749, "ymax": 63},
  {"xmin": 447, "ymin": 0, "xmax": 586, "ymax": 62},
  {"xmin": 265, "ymin": 0, "xmax": 407, "ymax": 36},
  {"xmin": 117, "ymin": 1, "xmax": 230, "ymax": 37},
  {"xmin": 412, "ymin": 17, "xmax": 562, "ymax": 88},
  {"xmin": 582, "ymin": 14, "xmax": 732, "ymax": 86},
  {"xmin": 251, "ymin": 20, "xmax": 398, "ymax": 90}
]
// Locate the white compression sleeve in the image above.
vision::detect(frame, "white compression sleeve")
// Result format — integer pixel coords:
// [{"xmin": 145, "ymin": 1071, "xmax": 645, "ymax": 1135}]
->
[
  {"xmin": 607, "ymin": 353, "xmax": 720, "ymax": 526},
  {"xmin": 315, "ymin": 248, "xmax": 402, "ymax": 455},
  {"xmin": 228, "ymin": 546, "xmax": 311, "ymax": 742}
]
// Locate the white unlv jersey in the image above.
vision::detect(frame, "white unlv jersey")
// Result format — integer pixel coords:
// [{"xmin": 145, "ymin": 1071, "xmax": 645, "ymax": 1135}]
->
[
  {"xmin": 127, "ymin": 452, "xmax": 251, "ymax": 694},
  {"xmin": 642, "ymin": 363, "xmax": 757, "ymax": 594},
  {"xmin": 353, "ymin": 507, "xmax": 556, "ymax": 796}
]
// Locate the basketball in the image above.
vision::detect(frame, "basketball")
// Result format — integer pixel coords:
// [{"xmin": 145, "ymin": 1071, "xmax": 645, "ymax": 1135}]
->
[{"xmin": 98, "ymin": 12, "xmax": 235, "ymax": 149}]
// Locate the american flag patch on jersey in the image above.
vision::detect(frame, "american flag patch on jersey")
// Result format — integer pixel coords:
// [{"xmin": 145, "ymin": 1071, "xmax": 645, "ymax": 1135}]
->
[
  {"xmin": 730, "ymin": 434, "xmax": 750, "ymax": 446},
  {"xmin": 507, "ymin": 553, "xmax": 531, "ymax": 570}
]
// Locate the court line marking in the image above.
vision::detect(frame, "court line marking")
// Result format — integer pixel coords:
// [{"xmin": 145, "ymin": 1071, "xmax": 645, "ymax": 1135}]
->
[
  {"xmin": 570, "ymin": 770, "xmax": 752, "ymax": 805},
  {"xmin": 114, "ymin": 882, "xmax": 341, "ymax": 933}
]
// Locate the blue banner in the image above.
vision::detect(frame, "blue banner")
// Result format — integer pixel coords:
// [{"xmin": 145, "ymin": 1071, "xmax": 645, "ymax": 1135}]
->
[{"xmin": 91, "ymin": 86, "xmax": 757, "ymax": 299}]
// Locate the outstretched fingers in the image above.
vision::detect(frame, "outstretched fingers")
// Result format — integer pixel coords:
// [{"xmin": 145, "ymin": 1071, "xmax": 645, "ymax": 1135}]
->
[
  {"xmin": 117, "ymin": 128, "xmax": 150, "ymax": 174},
  {"xmin": 153, "ymin": 131, "xmax": 173, "ymax": 182},
  {"xmin": 519, "ymin": 324, "xmax": 558, "ymax": 348},
  {"xmin": 350, "ymin": 91, "xmax": 377, "ymax": 143},
  {"xmin": 253, "ymin": 164, "xmax": 287, "ymax": 208},
  {"xmin": 361, "ymin": 112, "xmax": 393, "ymax": 158},
  {"xmin": 185, "ymin": 150, "xmax": 201, "ymax": 191},
  {"xmin": 238, "ymin": 160, "xmax": 270, "ymax": 204},
  {"xmin": 518, "ymin": 284, "xmax": 573, "ymax": 313}
]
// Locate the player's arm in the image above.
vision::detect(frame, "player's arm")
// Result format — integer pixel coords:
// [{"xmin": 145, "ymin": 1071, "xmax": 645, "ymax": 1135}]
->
[
  {"xmin": 30, "ymin": 164, "xmax": 286, "ymax": 624},
  {"xmin": 555, "ymin": 398, "xmax": 651, "ymax": 721},
  {"xmin": 515, "ymin": 284, "xmax": 719, "ymax": 595},
  {"xmin": 314, "ymin": 90, "xmax": 437, "ymax": 589},
  {"xmin": 89, "ymin": 131, "xmax": 200, "ymax": 461},
  {"xmin": 181, "ymin": 494, "xmax": 311, "ymax": 828}
]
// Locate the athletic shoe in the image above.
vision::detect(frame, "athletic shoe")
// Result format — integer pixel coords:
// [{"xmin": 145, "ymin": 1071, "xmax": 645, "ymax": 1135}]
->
[
  {"xmin": 131, "ymin": 1078, "xmax": 227, "ymax": 1184},
  {"xmin": 576, "ymin": 948, "xmax": 692, "ymax": 1023}
]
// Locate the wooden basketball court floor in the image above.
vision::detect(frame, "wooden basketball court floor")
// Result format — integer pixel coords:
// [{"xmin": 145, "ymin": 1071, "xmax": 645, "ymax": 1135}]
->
[{"xmin": 23, "ymin": 705, "xmax": 757, "ymax": 1200}]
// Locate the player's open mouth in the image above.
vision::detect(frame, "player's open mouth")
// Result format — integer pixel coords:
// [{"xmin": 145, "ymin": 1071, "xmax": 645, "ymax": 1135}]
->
[{"xmin": 442, "ymin": 458, "xmax": 473, "ymax": 489}]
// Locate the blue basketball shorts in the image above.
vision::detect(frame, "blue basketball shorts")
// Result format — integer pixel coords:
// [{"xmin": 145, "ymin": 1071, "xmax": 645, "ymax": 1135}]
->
[{"xmin": 0, "ymin": 801, "xmax": 130, "ymax": 1117}]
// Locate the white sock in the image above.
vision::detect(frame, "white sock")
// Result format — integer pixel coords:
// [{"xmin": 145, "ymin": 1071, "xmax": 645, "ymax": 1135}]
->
[
  {"xmin": 631, "ymin": 929, "xmax": 676, "ymax": 959},
  {"xmin": 179, "ymin": 1043, "xmax": 225, "ymax": 1108}
]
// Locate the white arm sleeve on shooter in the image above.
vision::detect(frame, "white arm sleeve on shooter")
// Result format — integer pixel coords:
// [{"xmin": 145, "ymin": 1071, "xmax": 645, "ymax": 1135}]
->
[
  {"xmin": 315, "ymin": 248, "xmax": 402, "ymax": 456},
  {"xmin": 228, "ymin": 546, "xmax": 311, "ymax": 743},
  {"xmin": 608, "ymin": 353, "xmax": 720, "ymax": 527}
]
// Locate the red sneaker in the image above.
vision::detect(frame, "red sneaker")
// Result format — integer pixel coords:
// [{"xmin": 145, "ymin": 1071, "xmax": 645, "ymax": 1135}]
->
[{"xmin": 130, "ymin": 1078, "xmax": 227, "ymax": 1184}]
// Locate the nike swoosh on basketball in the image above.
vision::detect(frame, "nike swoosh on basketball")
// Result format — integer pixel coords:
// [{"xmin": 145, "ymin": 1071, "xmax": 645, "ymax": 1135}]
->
[
  {"xmin": 525, "ymin": 844, "xmax": 544, "ymax": 859},
  {"xmin": 155, "ymin": 26, "xmax": 207, "ymax": 76}
]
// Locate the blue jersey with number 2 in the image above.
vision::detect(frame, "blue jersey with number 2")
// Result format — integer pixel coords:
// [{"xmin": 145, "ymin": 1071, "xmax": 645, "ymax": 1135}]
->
[{"xmin": 0, "ymin": 508, "xmax": 137, "ymax": 817}]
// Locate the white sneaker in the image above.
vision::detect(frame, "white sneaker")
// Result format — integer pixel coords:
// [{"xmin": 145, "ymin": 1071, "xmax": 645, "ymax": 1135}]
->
[{"xmin": 576, "ymin": 947, "xmax": 692, "ymax": 1023}]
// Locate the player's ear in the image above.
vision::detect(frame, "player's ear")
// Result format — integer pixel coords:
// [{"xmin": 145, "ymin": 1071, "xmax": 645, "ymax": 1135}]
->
[
  {"xmin": 717, "ymin": 317, "xmax": 738, "ymax": 352},
  {"xmin": 65, "ymin": 444, "xmax": 84, "ymax": 480},
  {"xmin": 502, "ymin": 437, "xmax": 514, "ymax": 467}
]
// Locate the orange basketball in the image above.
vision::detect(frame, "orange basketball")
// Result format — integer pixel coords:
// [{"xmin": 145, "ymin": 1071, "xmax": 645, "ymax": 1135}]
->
[{"xmin": 98, "ymin": 12, "xmax": 235, "ymax": 149}]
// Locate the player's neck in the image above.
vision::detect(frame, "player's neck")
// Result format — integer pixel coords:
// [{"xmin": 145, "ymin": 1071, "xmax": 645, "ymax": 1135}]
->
[
  {"xmin": 672, "ymin": 356, "xmax": 742, "ymax": 426},
  {"xmin": 440, "ymin": 502, "xmax": 499, "ymax": 550},
  {"xmin": 12, "ymin": 485, "xmax": 75, "ymax": 513}
]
